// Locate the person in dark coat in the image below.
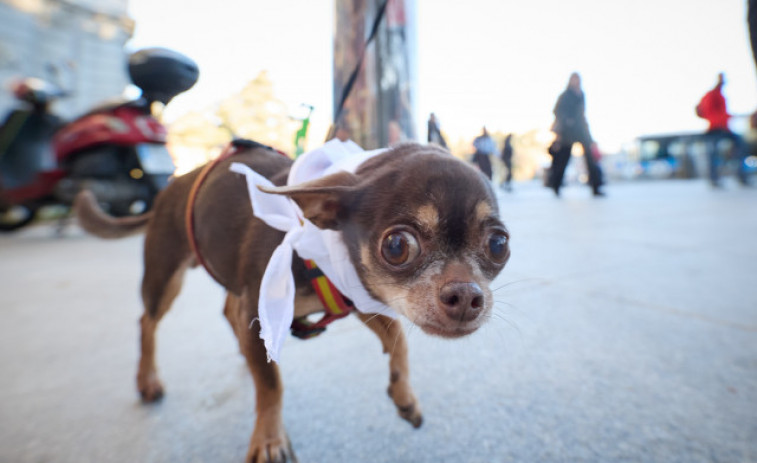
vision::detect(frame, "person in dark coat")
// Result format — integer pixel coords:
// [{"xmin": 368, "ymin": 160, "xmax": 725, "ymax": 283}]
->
[
  {"xmin": 750, "ymin": 0, "xmax": 757, "ymax": 72},
  {"xmin": 548, "ymin": 72, "xmax": 604, "ymax": 197},
  {"xmin": 501, "ymin": 133, "xmax": 514, "ymax": 191},
  {"xmin": 427, "ymin": 112, "xmax": 447, "ymax": 148}
]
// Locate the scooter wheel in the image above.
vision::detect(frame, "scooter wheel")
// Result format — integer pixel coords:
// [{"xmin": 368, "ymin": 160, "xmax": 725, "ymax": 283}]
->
[{"xmin": 0, "ymin": 205, "xmax": 37, "ymax": 232}]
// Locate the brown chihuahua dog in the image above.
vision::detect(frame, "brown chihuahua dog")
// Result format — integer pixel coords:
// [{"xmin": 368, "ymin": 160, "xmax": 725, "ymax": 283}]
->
[{"xmin": 74, "ymin": 141, "xmax": 510, "ymax": 463}]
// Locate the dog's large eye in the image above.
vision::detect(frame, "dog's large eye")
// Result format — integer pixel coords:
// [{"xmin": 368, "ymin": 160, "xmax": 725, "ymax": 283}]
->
[
  {"xmin": 486, "ymin": 230, "xmax": 509, "ymax": 264},
  {"xmin": 381, "ymin": 230, "xmax": 420, "ymax": 267}
]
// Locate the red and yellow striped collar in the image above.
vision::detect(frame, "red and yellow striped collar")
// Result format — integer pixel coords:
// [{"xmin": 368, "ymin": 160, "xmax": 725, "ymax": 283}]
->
[{"xmin": 290, "ymin": 259, "xmax": 354, "ymax": 339}]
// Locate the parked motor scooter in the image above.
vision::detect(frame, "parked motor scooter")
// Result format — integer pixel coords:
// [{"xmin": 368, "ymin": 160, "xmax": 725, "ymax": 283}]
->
[{"xmin": 0, "ymin": 47, "xmax": 199, "ymax": 231}]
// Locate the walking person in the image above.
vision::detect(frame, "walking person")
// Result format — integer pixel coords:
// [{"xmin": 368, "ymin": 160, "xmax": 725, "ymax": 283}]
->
[
  {"xmin": 696, "ymin": 73, "xmax": 749, "ymax": 187},
  {"xmin": 427, "ymin": 113, "xmax": 447, "ymax": 148},
  {"xmin": 501, "ymin": 133, "xmax": 514, "ymax": 191},
  {"xmin": 548, "ymin": 72, "xmax": 604, "ymax": 197},
  {"xmin": 472, "ymin": 126, "xmax": 496, "ymax": 180}
]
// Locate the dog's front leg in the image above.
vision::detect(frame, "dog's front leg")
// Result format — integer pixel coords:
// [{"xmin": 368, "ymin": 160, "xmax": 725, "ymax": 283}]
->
[
  {"xmin": 224, "ymin": 293, "xmax": 296, "ymax": 463},
  {"xmin": 356, "ymin": 312, "xmax": 423, "ymax": 428}
]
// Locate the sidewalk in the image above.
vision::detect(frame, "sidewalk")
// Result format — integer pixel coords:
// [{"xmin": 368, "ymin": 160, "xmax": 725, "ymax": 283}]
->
[{"xmin": 1, "ymin": 178, "xmax": 756, "ymax": 462}]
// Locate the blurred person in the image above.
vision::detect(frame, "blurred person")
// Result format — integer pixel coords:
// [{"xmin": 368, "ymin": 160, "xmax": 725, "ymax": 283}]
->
[
  {"xmin": 696, "ymin": 73, "xmax": 749, "ymax": 187},
  {"xmin": 750, "ymin": 0, "xmax": 757, "ymax": 72},
  {"xmin": 745, "ymin": 109, "xmax": 757, "ymax": 159},
  {"xmin": 472, "ymin": 149, "xmax": 493, "ymax": 180},
  {"xmin": 548, "ymin": 72, "xmax": 604, "ymax": 197},
  {"xmin": 501, "ymin": 133, "xmax": 514, "ymax": 191},
  {"xmin": 473, "ymin": 126, "xmax": 496, "ymax": 156},
  {"xmin": 427, "ymin": 112, "xmax": 447, "ymax": 148},
  {"xmin": 472, "ymin": 126, "xmax": 496, "ymax": 180}
]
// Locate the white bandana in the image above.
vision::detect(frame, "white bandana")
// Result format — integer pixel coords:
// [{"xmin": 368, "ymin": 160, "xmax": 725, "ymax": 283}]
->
[{"xmin": 229, "ymin": 139, "xmax": 395, "ymax": 362}]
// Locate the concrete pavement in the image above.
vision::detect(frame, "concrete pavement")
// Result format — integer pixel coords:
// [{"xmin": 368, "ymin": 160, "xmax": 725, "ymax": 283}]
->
[{"xmin": 1, "ymin": 178, "xmax": 756, "ymax": 462}]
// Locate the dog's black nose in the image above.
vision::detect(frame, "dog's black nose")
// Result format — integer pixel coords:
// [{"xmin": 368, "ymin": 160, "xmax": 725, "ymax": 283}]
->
[{"xmin": 439, "ymin": 281, "xmax": 484, "ymax": 322}]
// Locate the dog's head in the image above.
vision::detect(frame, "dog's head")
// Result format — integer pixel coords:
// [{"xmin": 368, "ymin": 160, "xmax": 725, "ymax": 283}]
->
[{"xmin": 263, "ymin": 143, "xmax": 510, "ymax": 337}]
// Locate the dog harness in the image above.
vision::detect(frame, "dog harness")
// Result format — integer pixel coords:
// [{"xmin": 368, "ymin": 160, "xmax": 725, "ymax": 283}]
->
[
  {"xmin": 184, "ymin": 141, "xmax": 240, "ymax": 283},
  {"xmin": 184, "ymin": 139, "xmax": 357, "ymax": 344},
  {"xmin": 290, "ymin": 260, "xmax": 354, "ymax": 339},
  {"xmin": 186, "ymin": 139, "xmax": 288, "ymax": 283},
  {"xmin": 229, "ymin": 139, "xmax": 395, "ymax": 362}
]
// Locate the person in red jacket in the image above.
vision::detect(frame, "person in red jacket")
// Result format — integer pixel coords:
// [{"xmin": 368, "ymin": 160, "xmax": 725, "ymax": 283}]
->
[{"xmin": 697, "ymin": 73, "xmax": 749, "ymax": 186}]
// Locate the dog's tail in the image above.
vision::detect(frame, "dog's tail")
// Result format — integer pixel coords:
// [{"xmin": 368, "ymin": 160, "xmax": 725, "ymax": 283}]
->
[{"xmin": 73, "ymin": 190, "xmax": 151, "ymax": 239}]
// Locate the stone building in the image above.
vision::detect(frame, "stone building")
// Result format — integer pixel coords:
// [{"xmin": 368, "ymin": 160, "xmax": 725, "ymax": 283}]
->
[{"xmin": 0, "ymin": 0, "xmax": 134, "ymax": 120}]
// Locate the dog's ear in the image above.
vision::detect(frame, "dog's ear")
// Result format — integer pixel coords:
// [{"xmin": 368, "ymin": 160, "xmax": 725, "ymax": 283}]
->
[{"xmin": 259, "ymin": 171, "xmax": 359, "ymax": 230}]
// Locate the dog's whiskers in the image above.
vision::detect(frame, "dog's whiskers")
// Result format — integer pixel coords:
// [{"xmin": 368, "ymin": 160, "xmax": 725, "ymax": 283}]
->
[
  {"xmin": 403, "ymin": 317, "xmax": 419, "ymax": 344},
  {"xmin": 488, "ymin": 310, "xmax": 521, "ymax": 333},
  {"xmin": 491, "ymin": 278, "xmax": 535, "ymax": 293},
  {"xmin": 493, "ymin": 297, "xmax": 532, "ymax": 325}
]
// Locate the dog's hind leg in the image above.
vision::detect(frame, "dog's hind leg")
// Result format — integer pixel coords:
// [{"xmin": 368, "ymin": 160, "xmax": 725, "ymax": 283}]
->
[
  {"xmin": 224, "ymin": 291, "xmax": 296, "ymax": 463},
  {"xmin": 356, "ymin": 312, "xmax": 423, "ymax": 428},
  {"xmin": 137, "ymin": 247, "xmax": 192, "ymax": 402}
]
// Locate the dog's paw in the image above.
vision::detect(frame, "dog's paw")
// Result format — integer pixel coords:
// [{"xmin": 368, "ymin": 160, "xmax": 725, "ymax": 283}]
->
[
  {"xmin": 247, "ymin": 431, "xmax": 297, "ymax": 463},
  {"xmin": 388, "ymin": 384, "xmax": 423, "ymax": 428},
  {"xmin": 397, "ymin": 401, "xmax": 423, "ymax": 428},
  {"xmin": 137, "ymin": 372, "xmax": 164, "ymax": 402}
]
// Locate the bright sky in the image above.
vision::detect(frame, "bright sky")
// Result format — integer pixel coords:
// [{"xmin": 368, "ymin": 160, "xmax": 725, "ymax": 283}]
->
[{"xmin": 127, "ymin": 0, "xmax": 757, "ymax": 152}]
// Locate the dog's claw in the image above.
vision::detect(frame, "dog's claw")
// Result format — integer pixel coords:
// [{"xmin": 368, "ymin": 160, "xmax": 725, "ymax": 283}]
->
[
  {"xmin": 388, "ymin": 385, "xmax": 423, "ymax": 428},
  {"xmin": 139, "ymin": 387, "xmax": 164, "ymax": 402},
  {"xmin": 398, "ymin": 403, "xmax": 424, "ymax": 428},
  {"xmin": 247, "ymin": 433, "xmax": 297, "ymax": 463},
  {"xmin": 137, "ymin": 372, "xmax": 164, "ymax": 402}
]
